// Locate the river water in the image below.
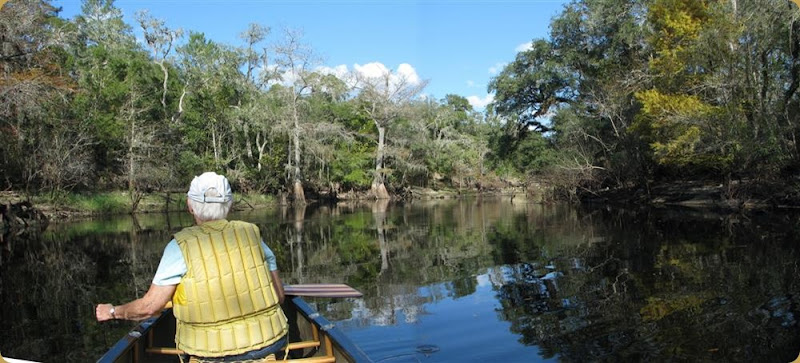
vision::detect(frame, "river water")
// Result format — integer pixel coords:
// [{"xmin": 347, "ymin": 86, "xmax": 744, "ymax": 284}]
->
[{"xmin": 2, "ymin": 198, "xmax": 800, "ymax": 362}]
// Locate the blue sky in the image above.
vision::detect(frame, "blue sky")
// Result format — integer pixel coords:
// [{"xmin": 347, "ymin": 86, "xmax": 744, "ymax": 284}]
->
[{"xmin": 55, "ymin": 0, "xmax": 569, "ymax": 109}]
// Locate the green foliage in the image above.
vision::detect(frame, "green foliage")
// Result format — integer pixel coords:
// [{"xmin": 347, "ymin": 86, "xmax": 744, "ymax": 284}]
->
[
  {"xmin": 633, "ymin": 90, "xmax": 733, "ymax": 168},
  {"xmin": 63, "ymin": 192, "xmax": 130, "ymax": 214},
  {"xmin": 489, "ymin": 0, "xmax": 652, "ymax": 189},
  {"xmin": 486, "ymin": 118, "xmax": 556, "ymax": 176},
  {"xmin": 489, "ymin": 39, "xmax": 573, "ymax": 131},
  {"xmin": 0, "ymin": 0, "xmax": 528, "ymax": 198},
  {"xmin": 328, "ymin": 104, "xmax": 373, "ymax": 183},
  {"xmin": 176, "ymin": 150, "xmax": 209, "ymax": 180},
  {"xmin": 486, "ymin": 0, "xmax": 800, "ymax": 193},
  {"xmin": 646, "ymin": 0, "xmax": 709, "ymax": 87},
  {"xmin": 640, "ymin": 295, "xmax": 707, "ymax": 322},
  {"xmin": 13, "ymin": 0, "xmax": 800, "ymax": 203},
  {"xmin": 333, "ymin": 213, "xmax": 381, "ymax": 265},
  {"xmin": 331, "ymin": 142, "xmax": 373, "ymax": 189},
  {"xmin": 236, "ymin": 193, "xmax": 275, "ymax": 207}
]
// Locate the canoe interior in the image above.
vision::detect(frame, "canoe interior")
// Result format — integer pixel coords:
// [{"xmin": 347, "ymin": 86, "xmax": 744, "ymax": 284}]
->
[{"xmin": 96, "ymin": 297, "xmax": 371, "ymax": 363}]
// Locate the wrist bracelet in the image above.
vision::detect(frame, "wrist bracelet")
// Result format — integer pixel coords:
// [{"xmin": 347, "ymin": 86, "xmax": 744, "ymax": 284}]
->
[{"xmin": 109, "ymin": 306, "xmax": 116, "ymax": 319}]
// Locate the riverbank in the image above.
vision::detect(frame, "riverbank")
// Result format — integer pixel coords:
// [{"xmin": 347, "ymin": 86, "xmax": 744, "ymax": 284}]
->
[
  {"xmin": 0, "ymin": 185, "xmax": 542, "ymax": 223},
  {"xmin": 7, "ymin": 179, "xmax": 796, "ymax": 224},
  {"xmin": 0, "ymin": 191, "xmax": 277, "ymax": 222},
  {"xmin": 581, "ymin": 179, "xmax": 800, "ymax": 211}
]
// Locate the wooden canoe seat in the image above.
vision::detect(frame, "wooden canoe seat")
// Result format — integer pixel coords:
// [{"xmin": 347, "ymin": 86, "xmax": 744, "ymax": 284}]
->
[
  {"xmin": 148, "ymin": 286, "xmax": 362, "ymax": 363},
  {"xmin": 146, "ymin": 323, "xmax": 336, "ymax": 363},
  {"xmin": 188, "ymin": 354, "xmax": 334, "ymax": 363},
  {"xmin": 147, "ymin": 341, "xmax": 334, "ymax": 363}
]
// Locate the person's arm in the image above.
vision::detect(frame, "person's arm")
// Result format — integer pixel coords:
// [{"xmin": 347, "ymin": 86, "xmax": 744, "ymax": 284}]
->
[
  {"xmin": 271, "ymin": 270, "xmax": 285, "ymax": 304},
  {"xmin": 96, "ymin": 284, "xmax": 176, "ymax": 321},
  {"xmin": 261, "ymin": 240, "xmax": 285, "ymax": 304},
  {"xmin": 97, "ymin": 240, "xmax": 185, "ymax": 322}
]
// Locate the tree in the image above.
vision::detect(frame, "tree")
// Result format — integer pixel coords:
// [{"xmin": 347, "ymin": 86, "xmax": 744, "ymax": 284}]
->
[
  {"xmin": 631, "ymin": 0, "xmax": 728, "ymax": 171},
  {"xmin": 0, "ymin": 0, "xmax": 94, "ymax": 192},
  {"xmin": 489, "ymin": 0, "xmax": 651, "ymax": 191},
  {"xmin": 489, "ymin": 39, "xmax": 575, "ymax": 133},
  {"xmin": 270, "ymin": 28, "xmax": 350, "ymax": 203},
  {"xmin": 356, "ymin": 64, "xmax": 428, "ymax": 199},
  {"xmin": 72, "ymin": 0, "xmax": 171, "ymax": 209},
  {"xmin": 177, "ymin": 32, "xmax": 241, "ymax": 171},
  {"xmin": 135, "ymin": 9, "xmax": 184, "ymax": 119},
  {"xmin": 236, "ymin": 23, "xmax": 269, "ymax": 169},
  {"xmin": 303, "ymin": 72, "xmax": 356, "ymax": 192},
  {"xmin": 327, "ymin": 99, "xmax": 374, "ymax": 191},
  {"xmin": 410, "ymin": 95, "xmax": 489, "ymax": 189},
  {"xmin": 270, "ymin": 28, "xmax": 317, "ymax": 203}
]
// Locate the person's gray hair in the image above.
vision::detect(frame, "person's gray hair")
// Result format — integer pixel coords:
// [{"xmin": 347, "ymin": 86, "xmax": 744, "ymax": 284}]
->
[{"xmin": 188, "ymin": 188, "xmax": 233, "ymax": 221}]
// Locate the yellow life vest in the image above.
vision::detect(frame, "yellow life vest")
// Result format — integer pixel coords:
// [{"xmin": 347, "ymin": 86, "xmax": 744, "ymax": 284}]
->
[{"xmin": 172, "ymin": 220, "xmax": 288, "ymax": 357}]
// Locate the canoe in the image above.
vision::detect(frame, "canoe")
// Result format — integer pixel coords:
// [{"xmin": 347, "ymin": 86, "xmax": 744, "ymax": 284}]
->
[
  {"xmin": 96, "ymin": 296, "xmax": 372, "ymax": 363},
  {"xmin": 0, "ymin": 355, "xmax": 41, "ymax": 363}
]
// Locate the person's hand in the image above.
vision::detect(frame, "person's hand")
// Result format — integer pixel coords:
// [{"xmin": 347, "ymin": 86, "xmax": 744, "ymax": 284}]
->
[{"xmin": 96, "ymin": 303, "xmax": 115, "ymax": 322}]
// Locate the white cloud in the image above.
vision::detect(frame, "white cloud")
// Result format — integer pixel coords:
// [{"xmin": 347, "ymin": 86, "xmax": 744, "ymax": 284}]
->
[
  {"xmin": 353, "ymin": 62, "xmax": 389, "ymax": 78},
  {"xmin": 353, "ymin": 62, "xmax": 422, "ymax": 86},
  {"xmin": 353, "ymin": 61, "xmax": 424, "ymax": 92},
  {"xmin": 467, "ymin": 94, "xmax": 495, "ymax": 109},
  {"xmin": 315, "ymin": 64, "xmax": 349, "ymax": 79},
  {"xmin": 261, "ymin": 63, "xmax": 294, "ymax": 88},
  {"xmin": 265, "ymin": 61, "xmax": 423, "ymax": 96},
  {"xmin": 466, "ymin": 80, "xmax": 475, "ymax": 87},
  {"xmin": 396, "ymin": 63, "xmax": 421, "ymax": 85},
  {"xmin": 515, "ymin": 41, "xmax": 534, "ymax": 53},
  {"xmin": 488, "ymin": 62, "xmax": 506, "ymax": 75}
]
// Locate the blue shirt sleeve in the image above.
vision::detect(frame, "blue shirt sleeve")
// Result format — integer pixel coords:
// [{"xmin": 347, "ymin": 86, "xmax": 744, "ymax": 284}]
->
[
  {"xmin": 152, "ymin": 239, "xmax": 186, "ymax": 286},
  {"xmin": 261, "ymin": 240, "xmax": 278, "ymax": 271}
]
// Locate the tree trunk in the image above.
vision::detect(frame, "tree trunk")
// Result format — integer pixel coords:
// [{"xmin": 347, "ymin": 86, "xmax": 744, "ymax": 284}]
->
[
  {"xmin": 256, "ymin": 131, "xmax": 267, "ymax": 171},
  {"xmin": 293, "ymin": 106, "xmax": 305, "ymax": 204},
  {"xmin": 785, "ymin": 20, "xmax": 800, "ymax": 105},
  {"xmin": 286, "ymin": 138, "xmax": 292, "ymax": 182},
  {"xmin": 157, "ymin": 60, "xmax": 168, "ymax": 110},
  {"xmin": 372, "ymin": 182, "xmax": 390, "ymax": 200},
  {"xmin": 244, "ymin": 123, "xmax": 253, "ymax": 160},
  {"xmin": 171, "ymin": 85, "xmax": 186, "ymax": 123},
  {"xmin": 211, "ymin": 125, "xmax": 219, "ymax": 166},
  {"xmin": 293, "ymin": 180, "xmax": 305, "ymax": 204},
  {"xmin": 372, "ymin": 124, "xmax": 390, "ymax": 199},
  {"xmin": 128, "ymin": 114, "xmax": 136, "ymax": 193}
]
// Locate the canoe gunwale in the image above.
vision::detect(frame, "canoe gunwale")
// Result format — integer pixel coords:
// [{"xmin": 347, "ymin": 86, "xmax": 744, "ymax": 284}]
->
[
  {"xmin": 288, "ymin": 296, "xmax": 372, "ymax": 363},
  {"xmin": 96, "ymin": 309, "xmax": 170, "ymax": 363},
  {"xmin": 96, "ymin": 297, "xmax": 372, "ymax": 363}
]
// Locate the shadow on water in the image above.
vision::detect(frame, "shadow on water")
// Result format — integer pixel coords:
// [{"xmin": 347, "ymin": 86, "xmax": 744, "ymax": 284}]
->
[
  {"xmin": 3, "ymin": 200, "xmax": 800, "ymax": 361},
  {"xmin": 0, "ymin": 213, "xmax": 190, "ymax": 361}
]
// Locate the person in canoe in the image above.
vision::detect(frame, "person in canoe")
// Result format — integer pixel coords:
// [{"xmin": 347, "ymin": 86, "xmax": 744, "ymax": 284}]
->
[{"xmin": 95, "ymin": 171, "xmax": 289, "ymax": 362}]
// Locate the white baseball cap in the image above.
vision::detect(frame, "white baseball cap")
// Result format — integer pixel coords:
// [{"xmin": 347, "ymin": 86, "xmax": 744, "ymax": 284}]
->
[{"xmin": 187, "ymin": 172, "xmax": 232, "ymax": 203}]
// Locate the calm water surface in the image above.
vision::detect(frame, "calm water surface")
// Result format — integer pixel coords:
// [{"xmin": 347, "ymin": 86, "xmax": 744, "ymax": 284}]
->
[{"xmin": 2, "ymin": 199, "xmax": 800, "ymax": 362}]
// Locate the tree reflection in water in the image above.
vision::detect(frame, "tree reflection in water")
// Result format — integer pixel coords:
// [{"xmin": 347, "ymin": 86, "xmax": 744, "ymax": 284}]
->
[
  {"xmin": 0, "ymin": 215, "xmax": 188, "ymax": 361},
  {"xmin": 3, "ymin": 201, "xmax": 800, "ymax": 361},
  {"xmin": 491, "ymin": 207, "xmax": 800, "ymax": 362}
]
